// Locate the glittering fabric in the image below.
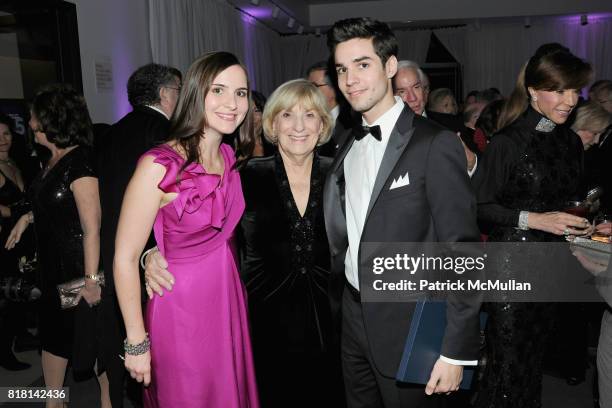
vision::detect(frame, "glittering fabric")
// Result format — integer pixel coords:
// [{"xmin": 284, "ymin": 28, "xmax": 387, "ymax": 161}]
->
[
  {"xmin": 473, "ymin": 107, "xmax": 584, "ymax": 408},
  {"xmin": 29, "ymin": 146, "xmax": 96, "ymax": 358}
]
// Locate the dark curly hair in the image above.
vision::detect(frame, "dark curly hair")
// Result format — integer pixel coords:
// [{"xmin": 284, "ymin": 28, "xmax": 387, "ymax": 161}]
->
[
  {"xmin": 127, "ymin": 63, "xmax": 182, "ymax": 108},
  {"xmin": 31, "ymin": 84, "xmax": 93, "ymax": 148}
]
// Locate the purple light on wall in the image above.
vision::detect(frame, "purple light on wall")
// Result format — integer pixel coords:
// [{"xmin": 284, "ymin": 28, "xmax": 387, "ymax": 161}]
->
[
  {"xmin": 557, "ymin": 13, "xmax": 612, "ymax": 24},
  {"xmin": 112, "ymin": 42, "xmax": 133, "ymax": 120},
  {"xmin": 241, "ymin": 14, "xmax": 257, "ymax": 91},
  {"xmin": 241, "ymin": 6, "xmax": 271, "ymax": 20}
]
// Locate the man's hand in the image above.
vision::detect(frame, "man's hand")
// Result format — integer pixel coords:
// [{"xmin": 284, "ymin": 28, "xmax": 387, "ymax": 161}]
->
[
  {"xmin": 457, "ymin": 135, "xmax": 477, "ymax": 172},
  {"xmin": 144, "ymin": 248, "xmax": 175, "ymax": 299},
  {"xmin": 425, "ymin": 359, "xmax": 463, "ymax": 395}
]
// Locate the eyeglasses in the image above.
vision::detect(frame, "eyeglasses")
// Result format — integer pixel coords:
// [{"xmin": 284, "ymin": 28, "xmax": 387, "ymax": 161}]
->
[{"xmin": 165, "ymin": 85, "xmax": 181, "ymax": 92}]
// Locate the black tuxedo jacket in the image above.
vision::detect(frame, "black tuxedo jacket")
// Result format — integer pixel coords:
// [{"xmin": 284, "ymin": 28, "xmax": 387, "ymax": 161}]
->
[
  {"xmin": 426, "ymin": 110, "xmax": 480, "ymax": 157},
  {"xmin": 98, "ymin": 106, "xmax": 170, "ymax": 292},
  {"xmin": 319, "ymin": 103, "xmax": 358, "ymax": 158},
  {"xmin": 323, "ymin": 104, "xmax": 482, "ymax": 377}
]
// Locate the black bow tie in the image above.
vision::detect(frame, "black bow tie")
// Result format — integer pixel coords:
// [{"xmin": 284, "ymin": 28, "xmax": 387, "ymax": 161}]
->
[{"xmin": 354, "ymin": 125, "xmax": 382, "ymax": 141}]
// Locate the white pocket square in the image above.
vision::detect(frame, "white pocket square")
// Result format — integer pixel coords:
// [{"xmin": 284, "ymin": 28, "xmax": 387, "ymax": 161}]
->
[{"xmin": 390, "ymin": 172, "xmax": 410, "ymax": 190}]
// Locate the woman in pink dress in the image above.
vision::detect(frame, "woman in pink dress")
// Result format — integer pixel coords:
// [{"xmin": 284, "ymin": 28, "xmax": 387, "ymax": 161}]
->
[{"xmin": 114, "ymin": 51, "xmax": 259, "ymax": 408}]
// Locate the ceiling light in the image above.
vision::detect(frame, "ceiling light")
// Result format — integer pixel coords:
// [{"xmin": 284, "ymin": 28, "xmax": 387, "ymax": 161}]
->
[
  {"xmin": 272, "ymin": 6, "xmax": 280, "ymax": 19},
  {"xmin": 287, "ymin": 17, "xmax": 295, "ymax": 28},
  {"xmin": 297, "ymin": 25, "xmax": 304, "ymax": 34}
]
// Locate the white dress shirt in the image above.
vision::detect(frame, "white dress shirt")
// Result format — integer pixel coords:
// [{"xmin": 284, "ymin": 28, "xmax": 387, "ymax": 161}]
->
[
  {"xmin": 146, "ymin": 105, "xmax": 169, "ymax": 120},
  {"xmin": 344, "ymin": 96, "xmax": 404, "ymax": 290},
  {"xmin": 331, "ymin": 105, "xmax": 340, "ymax": 121},
  {"xmin": 344, "ymin": 96, "xmax": 476, "ymax": 367}
]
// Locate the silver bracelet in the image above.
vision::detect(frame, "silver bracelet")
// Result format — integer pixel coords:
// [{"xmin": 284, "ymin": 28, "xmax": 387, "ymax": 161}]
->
[
  {"xmin": 124, "ymin": 333, "xmax": 150, "ymax": 356},
  {"xmin": 140, "ymin": 247, "xmax": 158, "ymax": 270},
  {"xmin": 518, "ymin": 211, "xmax": 529, "ymax": 230}
]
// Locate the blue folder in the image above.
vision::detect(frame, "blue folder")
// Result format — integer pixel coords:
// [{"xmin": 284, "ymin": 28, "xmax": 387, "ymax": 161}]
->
[{"xmin": 396, "ymin": 301, "xmax": 485, "ymax": 389}]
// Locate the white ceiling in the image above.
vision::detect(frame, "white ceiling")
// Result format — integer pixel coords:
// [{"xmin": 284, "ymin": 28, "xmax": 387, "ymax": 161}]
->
[{"xmin": 228, "ymin": 0, "xmax": 612, "ymax": 34}]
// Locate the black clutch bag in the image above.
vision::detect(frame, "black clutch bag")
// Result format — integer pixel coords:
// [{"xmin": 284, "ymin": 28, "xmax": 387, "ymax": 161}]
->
[{"xmin": 57, "ymin": 274, "xmax": 105, "ymax": 309}]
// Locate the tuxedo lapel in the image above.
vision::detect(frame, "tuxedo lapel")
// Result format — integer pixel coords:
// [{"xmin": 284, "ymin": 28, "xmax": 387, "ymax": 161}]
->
[
  {"xmin": 324, "ymin": 131, "xmax": 355, "ymax": 256},
  {"xmin": 365, "ymin": 106, "xmax": 415, "ymax": 220}
]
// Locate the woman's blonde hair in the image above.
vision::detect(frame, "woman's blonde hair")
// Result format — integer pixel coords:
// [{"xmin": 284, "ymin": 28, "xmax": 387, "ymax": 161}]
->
[
  {"xmin": 262, "ymin": 79, "xmax": 334, "ymax": 146},
  {"xmin": 571, "ymin": 101, "xmax": 612, "ymax": 133}
]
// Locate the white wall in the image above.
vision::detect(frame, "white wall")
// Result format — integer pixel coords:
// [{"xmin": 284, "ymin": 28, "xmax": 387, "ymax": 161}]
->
[{"xmin": 66, "ymin": 0, "xmax": 152, "ymax": 124}]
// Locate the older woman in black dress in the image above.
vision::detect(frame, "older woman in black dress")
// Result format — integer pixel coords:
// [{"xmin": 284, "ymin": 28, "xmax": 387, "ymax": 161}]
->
[
  {"xmin": 472, "ymin": 45, "xmax": 592, "ymax": 408},
  {"xmin": 239, "ymin": 79, "xmax": 343, "ymax": 407},
  {"xmin": 6, "ymin": 85, "xmax": 109, "ymax": 408}
]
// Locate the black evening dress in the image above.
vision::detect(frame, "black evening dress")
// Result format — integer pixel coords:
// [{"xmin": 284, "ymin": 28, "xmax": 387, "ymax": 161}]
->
[
  {"xmin": 472, "ymin": 107, "xmax": 584, "ymax": 408},
  {"xmin": 0, "ymin": 167, "xmax": 25, "ymax": 363},
  {"xmin": 239, "ymin": 153, "xmax": 344, "ymax": 408},
  {"xmin": 29, "ymin": 146, "xmax": 96, "ymax": 359},
  {"xmin": 0, "ymin": 167, "xmax": 23, "ymax": 278}
]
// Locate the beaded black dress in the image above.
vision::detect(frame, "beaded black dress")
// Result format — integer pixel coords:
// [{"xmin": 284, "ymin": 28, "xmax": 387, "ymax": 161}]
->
[
  {"xmin": 29, "ymin": 146, "xmax": 96, "ymax": 359},
  {"xmin": 239, "ymin": 153, "xmax": 344, "ymax": 408},
  {"xmin": 472, "ymin": 107, "xmax": 584, "ymax": 408}
]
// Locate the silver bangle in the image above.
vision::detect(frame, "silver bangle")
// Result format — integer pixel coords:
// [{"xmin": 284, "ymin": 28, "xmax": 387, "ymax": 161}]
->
[
  {"xmin": 140, "ymin": 247, "xmax": 158, "ymax": 270},
  {"xmin": 124, "ymin": 333, "xmax": 150, "ymax": 356},
  {"xmin": 518, "ymin": 211, "xmax": 529, "ymax": 230}
]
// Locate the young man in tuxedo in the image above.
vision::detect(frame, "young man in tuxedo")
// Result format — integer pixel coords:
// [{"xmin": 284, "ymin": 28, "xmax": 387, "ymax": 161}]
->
[{"xmin": 324, "ymin": 18, "xmax": 482, "ymax": 407}]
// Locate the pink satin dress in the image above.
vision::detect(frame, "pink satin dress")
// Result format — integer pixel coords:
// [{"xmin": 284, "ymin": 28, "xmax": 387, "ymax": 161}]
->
[{"xmin": 141, "ymin": 144, "xmax": 258, "ymax": 408}]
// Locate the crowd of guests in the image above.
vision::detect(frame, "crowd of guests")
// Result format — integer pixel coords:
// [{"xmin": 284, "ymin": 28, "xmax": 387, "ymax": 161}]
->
[{"xmin": 1, "ymin": 15, "xmax": 611, "ymax": 408}]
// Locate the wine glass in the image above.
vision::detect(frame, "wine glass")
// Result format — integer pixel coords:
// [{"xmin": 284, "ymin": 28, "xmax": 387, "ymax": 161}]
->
[
  {"xmin": 564, "ymin": 201, "xmax": 589, "ymax": 218},
  {"xmin": 592, "ymin": 214, "xmax": 612, "ymax": 243}
]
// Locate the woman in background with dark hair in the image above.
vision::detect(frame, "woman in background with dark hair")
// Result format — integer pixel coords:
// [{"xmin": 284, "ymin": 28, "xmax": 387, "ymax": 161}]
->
[
  {"xmin": 233, "ymin": 90, "xmax": 274, "ymax": 161},
  {"xmin": 114, "ymin": 52, "xmax": 258, "ymax": 408},
  {"xmin": 472, "ymin": 99, "xmax": 505, "ymax": 152},
  {"xmin": 473, "ymin": 44, "xmax": 592, "ymax": 408},
  {"xmin": 0, "ymin": 113, "xmax": 29, "ymax": 371},
  {"xmin": 5, "ymin": 85, "xmax": 107, "ymax": 408}
]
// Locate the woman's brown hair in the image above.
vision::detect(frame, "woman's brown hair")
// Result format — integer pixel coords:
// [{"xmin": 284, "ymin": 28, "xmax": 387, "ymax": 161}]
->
[
  {"xmin": 498, "ymin": 43, "xmax": 592, "ymax": 130},
  {"xmin": 168, "ymin": 51, "xmax": 249, "ymax": 173}
]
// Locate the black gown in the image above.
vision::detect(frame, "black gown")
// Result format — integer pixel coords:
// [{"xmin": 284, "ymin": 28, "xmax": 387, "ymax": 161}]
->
[
  {"xmin": 0, "ymin": 167, "xmax": 23, "ymax": 278},
  {"xmin": 472, "ymin": 107, "xmax": 584, "ymax": 408},
  {"xmin": 0, "ymin": 167, "xmax": 25, "ymax": 362},
  {"xmin": 29, "ymin": 146, "xmax": 96, "ymax": 360},
  {"xmin": 239, "ymin": 153, "xmax": 344, "ymax": 408}
]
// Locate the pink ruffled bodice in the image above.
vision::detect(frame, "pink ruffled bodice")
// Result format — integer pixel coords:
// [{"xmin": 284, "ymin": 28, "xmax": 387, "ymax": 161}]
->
[{"xmin": 142, "ymin": 143, "xmax": 245, "ymax": 260}]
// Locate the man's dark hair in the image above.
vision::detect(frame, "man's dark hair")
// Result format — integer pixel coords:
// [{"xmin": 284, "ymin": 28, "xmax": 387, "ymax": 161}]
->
[
  {"xmin": 127, "ymin": 63, "xmax": 182, "ymax": 108},
  {"xmin": 306, "ymin": 61, "xmax": 329, "ymax": 78},
  {"xmin": 327, "ymin": 18, "xmax": 398, "ymax": 66},
  {"xmin": 466, "ymin": 90, "xmax": 479, "ymax": 99}
]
